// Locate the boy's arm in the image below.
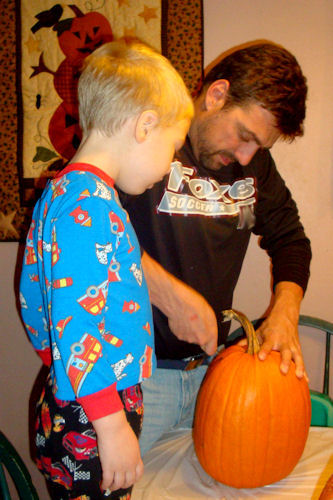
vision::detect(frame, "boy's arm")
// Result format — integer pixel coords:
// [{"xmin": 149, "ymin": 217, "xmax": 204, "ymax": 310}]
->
[{"xmin": 93, "ymin": 410, "xmax": 143, "ymax": 492}]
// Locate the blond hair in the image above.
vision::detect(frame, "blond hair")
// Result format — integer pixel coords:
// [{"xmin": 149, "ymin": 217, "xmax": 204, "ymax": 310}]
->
[{"xmin": 78, "ymin": 39, "xmax": 194, "ymax": 136}]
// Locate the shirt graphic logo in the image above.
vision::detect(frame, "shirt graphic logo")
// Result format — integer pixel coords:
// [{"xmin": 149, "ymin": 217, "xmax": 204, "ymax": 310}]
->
[{"xmin": 157, "ymin": 161, "xmax": 256, "ymax": 225}]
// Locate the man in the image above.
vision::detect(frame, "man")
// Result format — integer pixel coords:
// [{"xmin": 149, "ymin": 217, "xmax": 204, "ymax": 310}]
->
[{"xmin": 123, "ymin": 42, "xmax": 312, "ymax": 456}]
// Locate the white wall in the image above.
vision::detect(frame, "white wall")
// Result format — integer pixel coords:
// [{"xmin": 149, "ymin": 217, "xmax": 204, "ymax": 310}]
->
[
  {"xmin": 0, "ymin": 242, "xmax": 49, "ymax": 498},
  {"xmin": 0, "ymin": 1, "xmax": 332, "ymax": 497}
]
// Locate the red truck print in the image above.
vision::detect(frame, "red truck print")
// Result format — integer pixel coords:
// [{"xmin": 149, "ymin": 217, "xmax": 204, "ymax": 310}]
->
[
  {"xmin": 77, "ymin": 280, "xmax": 108, "ymax": 315},
  {"xmin": 66, "ymin": 333, "xmax": 102, "ymax": 395}
]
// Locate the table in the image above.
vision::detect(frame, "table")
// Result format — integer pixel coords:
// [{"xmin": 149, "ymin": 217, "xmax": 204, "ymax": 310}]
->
[{"xmin": 132, "ymin": 426, "xmax": 333, "ymax": 499}]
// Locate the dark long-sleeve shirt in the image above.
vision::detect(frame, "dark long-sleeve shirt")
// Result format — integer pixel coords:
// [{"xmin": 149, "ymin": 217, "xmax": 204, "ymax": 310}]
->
[{"xmin": 124, "ymin": 138, "xmax": 311, "ymax": 360}]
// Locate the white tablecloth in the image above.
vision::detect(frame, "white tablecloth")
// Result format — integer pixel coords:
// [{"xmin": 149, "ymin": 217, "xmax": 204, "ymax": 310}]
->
[{"xmin": 132, "ymin": 427, "xmax": 333, "ymax": 499}]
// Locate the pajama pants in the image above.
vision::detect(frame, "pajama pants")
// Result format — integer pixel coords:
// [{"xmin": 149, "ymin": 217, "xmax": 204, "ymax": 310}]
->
[{"xmin": 35, "ymin": 374, "xmax": 143, "ymax": 499}]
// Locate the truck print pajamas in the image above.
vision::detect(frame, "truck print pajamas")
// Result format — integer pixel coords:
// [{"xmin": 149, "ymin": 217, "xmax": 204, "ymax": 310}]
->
[{"xmin": 20, "ymin": 163, "xmax": 155, "ymax": 498}]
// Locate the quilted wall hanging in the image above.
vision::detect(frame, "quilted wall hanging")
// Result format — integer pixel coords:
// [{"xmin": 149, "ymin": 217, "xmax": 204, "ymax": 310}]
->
[{"xmin": 0, "ymin": 0, "xmax": 203, "ymax": 241}]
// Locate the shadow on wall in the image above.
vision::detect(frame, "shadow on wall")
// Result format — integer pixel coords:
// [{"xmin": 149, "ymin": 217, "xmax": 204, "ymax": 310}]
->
[{"xmin": 13, "ymin": 244, "xmax": 50, "ymax": 475}]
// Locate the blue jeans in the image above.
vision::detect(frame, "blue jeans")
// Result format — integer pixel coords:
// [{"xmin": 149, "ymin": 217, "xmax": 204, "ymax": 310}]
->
[{"xmin": 139, "ymin": 366, "xmax": 208, "ymax": 456}]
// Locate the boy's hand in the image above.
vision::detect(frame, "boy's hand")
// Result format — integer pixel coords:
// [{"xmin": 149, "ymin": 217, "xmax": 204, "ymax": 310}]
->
[{"xmin": 93, "ymin": 410, "xmax": 144, "ymax": 493}]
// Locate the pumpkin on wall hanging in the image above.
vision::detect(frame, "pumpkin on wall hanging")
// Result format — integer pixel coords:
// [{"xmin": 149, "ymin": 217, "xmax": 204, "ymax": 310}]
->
[
  {"xmin": 19, "ymin": 0, "xmax": 163, "ymax": 204},
  {"xmin": 193, "ymin": 309, "xmax": 311, "ymax": 489}
]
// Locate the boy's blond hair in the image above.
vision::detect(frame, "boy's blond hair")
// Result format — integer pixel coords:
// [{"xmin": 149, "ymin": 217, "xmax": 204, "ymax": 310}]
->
[{"xmin": 78, "ymin": 39, "xmax": 194, "ymax": 136}]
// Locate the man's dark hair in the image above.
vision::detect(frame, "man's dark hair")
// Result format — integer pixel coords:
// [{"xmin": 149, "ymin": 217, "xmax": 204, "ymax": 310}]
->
[{"xmin": 203, "ymin": 43, "xmax": 307, "ymax": 140}]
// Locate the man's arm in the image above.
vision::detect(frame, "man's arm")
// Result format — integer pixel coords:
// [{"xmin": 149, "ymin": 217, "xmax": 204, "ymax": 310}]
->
[
  {"xmin": 249, "ymin": 151, "xmax": 311, "ymax": 379},
  {"xmin": 142, "ymin": 250, "xmax": 307, "ymax": 377},
  {"xmin": 141, "ymin": 251, "xmax": 218, "ymax": 355},
  {"xmin": 255, "ymin": 281, "xmax": 306, "ymax": 379}
]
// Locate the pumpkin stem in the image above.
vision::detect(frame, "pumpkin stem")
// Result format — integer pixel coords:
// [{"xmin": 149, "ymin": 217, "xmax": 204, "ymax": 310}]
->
[
  {"xmin": 68, "ymin": 5, "xmax": 84, "ymax": 17},
  {"xmin": 222, "ymin": 309, "xmax": 261, "ymax": 355}
]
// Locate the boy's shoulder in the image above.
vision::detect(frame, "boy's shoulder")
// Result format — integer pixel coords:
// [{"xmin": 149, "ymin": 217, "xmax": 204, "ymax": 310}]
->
[{"xmin": 48, "ymin": 164, "xmax": 119, "ymax": 206}]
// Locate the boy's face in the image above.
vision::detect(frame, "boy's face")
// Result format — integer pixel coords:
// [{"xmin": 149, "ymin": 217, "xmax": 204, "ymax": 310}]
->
[{"xmin": 118, "ymin": 118, "xmax": 190, "ymax": 195}]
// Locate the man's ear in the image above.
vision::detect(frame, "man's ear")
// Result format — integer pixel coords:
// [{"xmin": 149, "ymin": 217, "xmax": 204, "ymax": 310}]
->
[
  {"xmin": 204, "ymin": 79, "xmax": 230, "ymax": 111},
  {"xmin": 135, "ymin": 110, "xmax": 159, "ymax": 143}
]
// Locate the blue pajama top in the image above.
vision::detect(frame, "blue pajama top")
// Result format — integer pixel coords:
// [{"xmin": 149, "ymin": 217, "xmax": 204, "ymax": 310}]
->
[{"xmin": 20, "ymin": 163, "xmax": 155, "ymax": 420}]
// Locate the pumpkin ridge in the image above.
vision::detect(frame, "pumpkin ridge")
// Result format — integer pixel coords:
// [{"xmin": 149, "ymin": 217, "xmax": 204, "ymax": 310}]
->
[
  {"xmin": 220, "ymin": 354, "xmax": 249, "ymax": 482},
  {"xmin": 261, "ymin": 354, "xmax": 286, "ymax": 484},
  {"xmin": 282, "ymin": 367, "xmax": 298, "ymax": 477},
  {"xmin": 284, "ymin": 365, "xmax": 311, "ymax": 464},
  {"xmin": 208, "ymin": 352, "xmax": 244, "ymax": 475},
  {"xmin": 220, "ymin": 352, "xmax": 258, "ymax": 484},
  {"xmin": 194, "ymin": 350, "xmax": 241, "ymax": 478},
  {"xmin": 237, "ymin": 354, "xmax": 260, "ymax": 484},
  {"xmin": 251, "ymin": 355, "xmax": 271, "ymax": 485}
]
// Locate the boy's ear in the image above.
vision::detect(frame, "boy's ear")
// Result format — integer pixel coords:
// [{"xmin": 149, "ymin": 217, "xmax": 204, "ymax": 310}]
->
[
  {"xmin": 204, "ymin": 79, "xmax": 230, "ymax": 111},
  {"xmin": 135, "ymin": 110, "xmax": 159, "ymax": 143}
]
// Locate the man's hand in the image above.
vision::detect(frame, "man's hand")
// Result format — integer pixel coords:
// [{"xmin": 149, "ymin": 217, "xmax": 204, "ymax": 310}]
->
[
  {"xmin": 255, "ymin": 281, "xmax": 307, "ymax": 379},
  {"xmin": 167, "ymin": 280, "xmax": 218, "ymax": 355},
  {"xmin": 93, "ymin": 410, "xmax": 143, "ymax": 493},
  {"xmin": 142, "ymin": 251, "xmax": 218, "ymax": 355}
]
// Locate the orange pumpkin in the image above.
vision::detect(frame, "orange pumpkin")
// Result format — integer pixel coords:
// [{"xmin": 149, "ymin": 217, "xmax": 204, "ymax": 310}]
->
[{"xmin": 193, "ymin": 309, "xmax": 311, "ymax": 488}]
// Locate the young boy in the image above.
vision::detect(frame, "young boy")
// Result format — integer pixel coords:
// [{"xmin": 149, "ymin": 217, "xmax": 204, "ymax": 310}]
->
[{"xmin": 20, "ymin": 39, "xmax": 193, "ymax": 499}]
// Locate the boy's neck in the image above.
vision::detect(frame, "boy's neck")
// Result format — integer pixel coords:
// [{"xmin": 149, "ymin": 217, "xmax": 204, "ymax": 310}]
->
[{"xmin": 70, "ymin": 129, "xmax": 122, "ymax": 182}]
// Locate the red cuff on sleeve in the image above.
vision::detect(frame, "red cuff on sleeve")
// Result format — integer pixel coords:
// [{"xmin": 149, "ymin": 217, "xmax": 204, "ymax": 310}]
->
[
  {"xmin": 77, "ymin": 383, "xmax": 123, "ymax": 421},
  {"xmin": 37, "ymin": 348, "xmax": 52, "ymax": 367}
]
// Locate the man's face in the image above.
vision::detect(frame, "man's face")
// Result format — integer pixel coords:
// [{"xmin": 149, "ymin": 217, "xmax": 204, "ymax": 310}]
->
[{"xmin": 190, "ymin": 102, "xmax": 281, "ymax": 170}]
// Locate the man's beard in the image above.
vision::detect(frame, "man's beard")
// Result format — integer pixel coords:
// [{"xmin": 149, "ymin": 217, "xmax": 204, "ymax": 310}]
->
[
  {"xmin": 198, "ymin": 146, "xmax": 236, "ymax": 170},
  {"xmin": 195, "ymin": 118, "xmax": 236, "ymax": 170}
]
